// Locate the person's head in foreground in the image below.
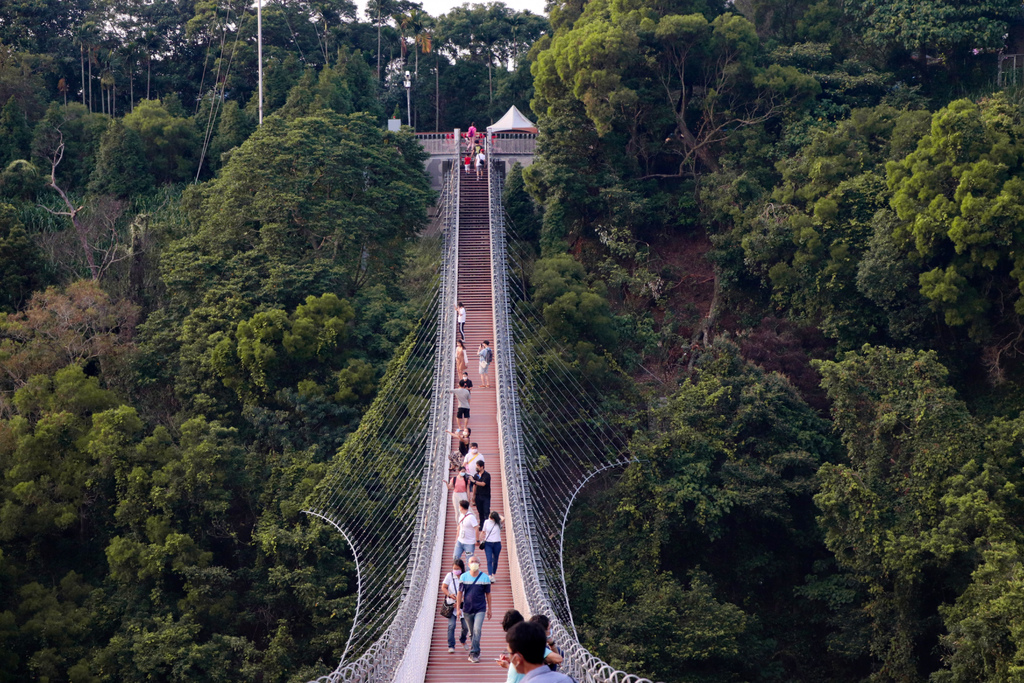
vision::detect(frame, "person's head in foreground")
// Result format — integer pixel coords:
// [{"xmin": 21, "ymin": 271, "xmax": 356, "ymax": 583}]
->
[{"xmin": 505, "ymin": 621, "xmax": 548, "ymax": 672}]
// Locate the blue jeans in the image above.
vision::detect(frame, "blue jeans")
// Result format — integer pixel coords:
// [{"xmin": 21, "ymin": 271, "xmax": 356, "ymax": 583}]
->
[
  {"xmin": 483, "ymin": 541, "xmax": 501, "ymax": 577},
  {"xmin": 464, "ymin": 610, "xmax": 486, "ymax": 657},
  {"xmin": 453, "ymin": 540, "xmax": 476, "ymax": 563},
  {"xmin": 447, "ymin": 609, "xmax": 468, "ymax": 649}
]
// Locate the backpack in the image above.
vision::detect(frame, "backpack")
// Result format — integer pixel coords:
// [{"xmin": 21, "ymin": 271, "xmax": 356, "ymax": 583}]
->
[{"xmin": 483, "ymin": 347, "xmax": 493, "ymax": 363}]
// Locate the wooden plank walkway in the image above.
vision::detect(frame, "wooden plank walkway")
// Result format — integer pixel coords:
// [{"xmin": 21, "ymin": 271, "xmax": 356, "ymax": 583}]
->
[{"xmin": 423, "ymin": 168, "xmax": 513, "ymax": 682}]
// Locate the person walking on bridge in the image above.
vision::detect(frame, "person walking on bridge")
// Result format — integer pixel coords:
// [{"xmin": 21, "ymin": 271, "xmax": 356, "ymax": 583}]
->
[
  {"xmin": 442, "ymin": 558, "xmax": 468, "ymax": 654},
  {"xmin": 455, "ymin": 339, "xmax": 468, "ymax": 379},
  {"xmin": 456, "ymin": 302, "xmax": 467, "ymax": 341},
  {"xmin": 473, "ymin": 459, "xmax": 492, "ymax": 532},
  {"xmin": 454, "ymin": 499, "xmax": 478, "ymax": 563},
  {"xmin": 463, "ymin": 443, "xmax": 484, "ymax": 503},
  {"xmin": 482, "ymin": 510, "xmax": 502, "ymax": 581},
  {"xmin": 456, "ymin": 554, "xmax": 492, "ymax": 663},
  {"xmin": 451, "ymin": 380, "xmax": 471, "ymax": 431},
  {"xmin": 446, "ymin": 426, "xmax": 470, "ymax": 471},
  {"xmin": 478, "ymin": 340, "xmax": 493, "ymax": 388},
  {"xmin": 447, "ymin": 464, "xmax": 470, "ymax": 517},
  {"xmin": 475, "ymin": 148, "xmax": 486, "ymax": 179}
]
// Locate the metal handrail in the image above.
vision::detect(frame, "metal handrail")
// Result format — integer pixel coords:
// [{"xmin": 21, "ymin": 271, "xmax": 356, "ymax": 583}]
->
[
  {"xmin": 307, "ymin": 158, "xmax": 460, "ymax": 683},
  {"xmin": 486, "ymin": 149, "xmax": 657, "ymax": 683},
  {"xmin": 489, "ymin": 133, "xmax": 537, "ymax": 156}
]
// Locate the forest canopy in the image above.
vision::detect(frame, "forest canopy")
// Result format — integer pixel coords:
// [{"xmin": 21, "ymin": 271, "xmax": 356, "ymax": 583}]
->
[{"xmin": 3, "ymin": 0, "xmax": 1024, "ymax": 681}]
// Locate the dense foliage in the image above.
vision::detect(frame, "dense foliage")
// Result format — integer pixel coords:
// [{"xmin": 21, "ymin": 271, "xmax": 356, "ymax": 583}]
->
[{"xmin": 4, "ymin": 0, "xmax": 1024, "ymax": 681}]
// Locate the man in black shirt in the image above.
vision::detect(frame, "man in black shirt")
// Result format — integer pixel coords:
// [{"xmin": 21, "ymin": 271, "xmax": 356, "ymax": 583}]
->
[{"xmin": 473, "ymin": 460, "xmax": 491, "ymax": 531}]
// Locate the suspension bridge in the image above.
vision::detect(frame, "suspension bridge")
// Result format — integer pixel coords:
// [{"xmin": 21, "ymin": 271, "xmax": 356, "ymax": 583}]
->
[{"xmin": 302, "ymin": 131, "xmax": 655, "ymax": 683}]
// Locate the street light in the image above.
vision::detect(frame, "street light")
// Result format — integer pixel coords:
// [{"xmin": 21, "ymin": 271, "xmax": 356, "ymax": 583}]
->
[{"xmin": 404, "ymin": 70, "xmax": 412, "ymax": 129}]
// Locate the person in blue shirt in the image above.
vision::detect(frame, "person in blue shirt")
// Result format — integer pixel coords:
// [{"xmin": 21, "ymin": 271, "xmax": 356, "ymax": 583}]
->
[{"xmin": 456, "ymin": 557, "xmax": 492, "ymax": 663}]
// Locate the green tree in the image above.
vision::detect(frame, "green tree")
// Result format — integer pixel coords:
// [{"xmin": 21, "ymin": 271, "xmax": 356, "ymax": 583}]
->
[
  {"xmin": 886, "ymin": 95, "xmax": 1024, "ymax": 359},
  {"xmin": 847, "ymin": 0, "xmax": 1020, "ymax": 77},
  {"xmin": 566, "ymin": 341, "xmax": 838, "ymax": 681},
  {"xmin": 88, "ymin": 118, "xmax": 153, "ymax": 197},
  {"xmin": 815, "ymin": 346, "xmax": 984, "ymax": 680},
  {"xmin": 0, "ymin": 202, "xmax": 45, "ymax": 312},
  {"xmin": 0, "ymin": 96, "xmax": 31, "ymax": 166},
  {"xmin": 730, "ymin": 105, "xmax": 931, "ymax": 344},
  {"xmin": 208, "ymin": 99, "xmax": 255, "ymax": 168},
  {"xmin": 503, "ymin": 161, "xmax": 540, "ymax": 242},
  {"xmin": 123, "ymin": 98, "xmax": 199, "ymax": 185},
  {"xmin": 0, "ymin": 159, "xmax": 44, "ymax": 201},
  {"xmin": 30, "ymin": 102, "xmax": 108, "ymax": 193},
  {"xmin": 0, "ymin": 281, "xmax": 138, "ymax": 413},
  {"xmin": 532, "ymin": 1, "xmax": 817, "ymax": 176}
]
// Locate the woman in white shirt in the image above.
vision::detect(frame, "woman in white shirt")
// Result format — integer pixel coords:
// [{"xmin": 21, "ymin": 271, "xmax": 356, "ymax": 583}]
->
[
  {"xmin": 441, "ymin": 559, "xmax": 468, "ymax": 653},
  {"xmin": 482, "ymin": 511, "xmax": 502, "ymax": 581},
  {"xmin": 475, "ymin": 150, "xmax": 486, "ymax": 179}
]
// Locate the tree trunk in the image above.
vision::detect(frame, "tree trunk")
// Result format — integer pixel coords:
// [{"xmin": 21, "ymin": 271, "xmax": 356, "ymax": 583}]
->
[
  {"xmin": 377, "ymin": 8, "xmax": 382, "ymax": 80},
  {"xmin": 112, "ymin": 82, "xmax": 115, "ymax": 117},
  {"xmin": 129, "ymin": 66, "xmax": 133, "ymax": 112},
  {"xmin": 88, "ymin": 47, "xmax": 93, "ymax": 112},
  {"xmin": 147, "ymin": 56, "xmax": 151, "ymax": 100},
  {"xmin": 435, "ymin": 52, "xmax": 440, "ymax": 130},
  {"xmin": 687, "ymin": 269, "xmax": 721, "ymax": 371},
  {"xmin": 129, "ymin": 216, "xmax": 147, "ymax": 303},
  {"xmin": 487, "ymin": 55, "xmax": 493, "ymax": 110},
  {"xmin": 80, "ymin": 44, "xmax": 86, "ymax": 106},
  {"xmin": 677, "ymin": 118, "xmax": 721, "ymax": 173}
]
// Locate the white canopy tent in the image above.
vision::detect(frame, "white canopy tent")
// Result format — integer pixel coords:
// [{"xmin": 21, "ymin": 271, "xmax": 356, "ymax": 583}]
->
[{"xmin": 487, "ymin": 105, "xmax": 537, "ymax": 133}]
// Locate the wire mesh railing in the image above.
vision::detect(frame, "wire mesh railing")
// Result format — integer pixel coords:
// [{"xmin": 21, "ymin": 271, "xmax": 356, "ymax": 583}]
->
[
  {"xmin": 489, "ymin": 133, "xmax": 537, "ymax": 156},
  {"xmin": 302, "ymin": 159, "xmax": 460, "ymax": 682},
  {"xmin": 414, "ymin": 132, "xmax": 460, "ymax": 156},
  {"xmin": 486, "ymin": 144, "xmax": 657, "ymax": 683}
]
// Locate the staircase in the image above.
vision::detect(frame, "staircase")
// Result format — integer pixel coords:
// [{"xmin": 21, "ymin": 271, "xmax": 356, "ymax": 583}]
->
[{"xmin": 423, "ymin": 166, "xmax": 514, "ymax": 682}]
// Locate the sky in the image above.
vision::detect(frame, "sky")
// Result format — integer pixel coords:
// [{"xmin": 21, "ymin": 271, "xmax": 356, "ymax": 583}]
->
[{"xmin": 354, "ymin": 0, "xmax": 549, "ymax": 20}]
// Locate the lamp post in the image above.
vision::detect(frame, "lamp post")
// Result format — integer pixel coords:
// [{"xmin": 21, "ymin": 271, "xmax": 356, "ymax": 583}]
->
[{"xmin": 404, "ymin": 70, "xmax": 412, "ymax": 129}]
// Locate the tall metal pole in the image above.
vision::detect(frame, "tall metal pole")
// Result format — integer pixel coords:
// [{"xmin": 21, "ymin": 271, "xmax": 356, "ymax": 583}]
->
[
  {"xmin": 404, "ymin": 70, "xmax": 412, "ymax": 128},
  {"xmin": 257, "ymin": 0, "xmax": 264, "ymax": 125}
]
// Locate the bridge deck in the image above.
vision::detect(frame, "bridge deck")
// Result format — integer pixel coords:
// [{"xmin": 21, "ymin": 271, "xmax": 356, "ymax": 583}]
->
[{"xmin": 424, "ymin": 167, "xmax": 513, "ymax": 682}]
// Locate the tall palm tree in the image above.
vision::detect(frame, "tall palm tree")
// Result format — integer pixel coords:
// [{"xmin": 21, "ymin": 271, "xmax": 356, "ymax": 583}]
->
[
  {"xmin": 407, "ymin": 8, "xmax": 431, "ymax": 80},
  {"xmin": 367, "ymin": 0, "xmax": 393, "ymax": 80}
]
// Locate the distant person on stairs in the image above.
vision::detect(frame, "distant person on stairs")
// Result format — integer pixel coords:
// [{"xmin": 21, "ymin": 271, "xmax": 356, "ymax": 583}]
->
[
  {"xmin": 475, "ymin": 148, "xmax": 486, "ymax": 179},
  {"xmin": 467, "ymin": 122, "xmax": 477, "ymax": 151},
  {"xmin": 457, "ymin": 302, "xmax": 466, "ymax": 340},
  {"xmin": 473, "ymin": 460, "xmax": 492, "ymax": 531},
  {"xmin": 463, "ymin": 444, "xmax": 485, "ymax": 502},
  {"xmin": 442, "ymin": 558, "xmax": 468, "ymax": 654},
  {"xmin": 446, "ymin": 426, "xmax": 471, "ymax": 471},
  {"xmin": 482, "ymin": 510, "xmax": 502, "ymax": 580},
  {"xmin": 478, "ymin": 340, "xmax": 493, "ymax": 388},
  {"xmin": 451, "ymin": 379, "xmax": 471, "ymax": 430},
  {"xmin": 454, "ymin": 498, "xmax": 479, "ymax": 562},
  {"xmin": 456, "ymin": 555, "xmax": 492, "ymax": 663},
  {"xmin": 456, "ymin": 339, "xmax": 468, "ymax": 379},
  {"xmin": 447, "ymin": 464, "xmax": 470, "ymax": 517}
]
